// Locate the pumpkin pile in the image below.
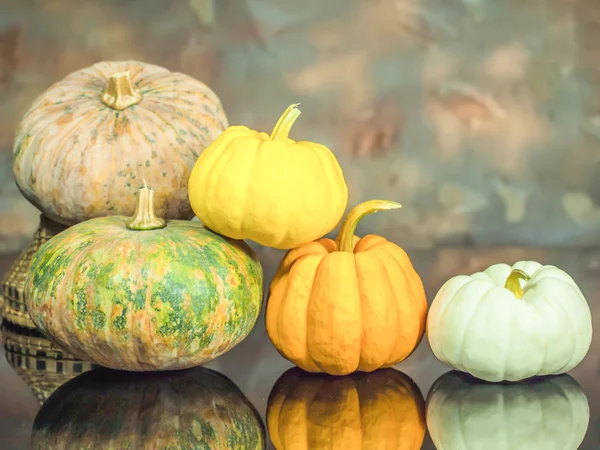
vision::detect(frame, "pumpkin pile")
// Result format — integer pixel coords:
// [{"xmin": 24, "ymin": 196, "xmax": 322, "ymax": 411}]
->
[
  {"xmin": 13, "ymin": 59, "xmax": 594, "ymax": 399},
  {"xmin": 3, "ymin": 59, "xmax": 228, "ymax": 331}
]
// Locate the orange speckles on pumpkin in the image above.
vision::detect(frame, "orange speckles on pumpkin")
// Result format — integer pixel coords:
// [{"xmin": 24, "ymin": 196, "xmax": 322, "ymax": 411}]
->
[
  {"xmin": 205, "ymin": 302, "xmax": 229, "ymax": 336},
  {"xmin": 55, "ymin": 114, "xmax": 74, "ymax": 126},
  {"xmin": 192, "ymin": 269, "xmax": 206, "ymax": 281},
  {"xmin": 226, "ymin": 272, "xmax": 239, "ymax": 288}
]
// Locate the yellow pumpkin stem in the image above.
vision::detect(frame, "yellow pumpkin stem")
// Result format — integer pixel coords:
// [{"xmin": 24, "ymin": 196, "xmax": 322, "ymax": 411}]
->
[
  {"xmin": 101, "ymin": 71, "xmax": 143, "ymax": 110},
  {"xmin": 270, "ymin": 103, "xmax": 301, "ymax": 141},
  {"xmin": 504, "ymin": 269, "xmax": 530, "ymax": 299},
  {"xmin": 126, "ymin": 180, "xmax": 166, "ymax": 231},
  {"xmin": 337, "ymin": 200, "xmax": 402, "ymax": 253}
]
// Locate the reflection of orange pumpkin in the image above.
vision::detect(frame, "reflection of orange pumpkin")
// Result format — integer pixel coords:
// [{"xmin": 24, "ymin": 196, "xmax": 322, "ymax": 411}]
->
[{"xmin": 267, "ymin": 367, "xmax": 426, "ymax": 449}]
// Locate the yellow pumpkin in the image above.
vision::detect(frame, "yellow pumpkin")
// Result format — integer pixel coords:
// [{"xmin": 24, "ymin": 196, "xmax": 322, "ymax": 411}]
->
[
  {"xmin": 13, "ymin": 60, "xmax": 228, "ymax": 225},
  {"xmin": 267, "ymin": 367, "xmax": 426, "ymax": 449},
  {"xmin": 188, "ymin": 104, "xmax": 348, "ymax": 249},
  {"xmin": 266, "ymin": 200, "xmax": 428, "ymax": 375}
]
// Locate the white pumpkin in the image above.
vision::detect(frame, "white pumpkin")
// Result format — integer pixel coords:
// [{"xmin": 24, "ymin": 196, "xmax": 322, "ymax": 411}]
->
[
  {"xmin": 426, "ymin": 261, "xmax": 592, "ymax": 382},
  {"xmin": 426, "ymin": 371, "xmax": 590, "ymax": 450}
]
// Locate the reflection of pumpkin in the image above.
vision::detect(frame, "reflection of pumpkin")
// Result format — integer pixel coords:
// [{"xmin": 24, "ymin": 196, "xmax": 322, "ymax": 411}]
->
[
  {"xmin": 426, "ymin": 371, "xmax": 589, "ymax": 450},
  {"xmin": 267, "ymin": 367, "xmax": 426, "ymax": 449},
  {"xmin": 32, "ymin": 367, "xmax": 265, "ymax": 449},
  {"xmin": 25, "ymin": 185, "xmax": 263, "ymax": 371},
  {"xmin": 13, "ymin": 60, "xmax": 228, "ymax": 225},
  {"xmin": 266, "ymin": 200, "xmax": 427, "ymax": 375}
]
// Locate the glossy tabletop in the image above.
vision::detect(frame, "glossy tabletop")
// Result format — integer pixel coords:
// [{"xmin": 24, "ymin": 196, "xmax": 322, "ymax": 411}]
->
[{"xmin": 1, "ymin": 246, "xmax": 599, "ymax": 449}]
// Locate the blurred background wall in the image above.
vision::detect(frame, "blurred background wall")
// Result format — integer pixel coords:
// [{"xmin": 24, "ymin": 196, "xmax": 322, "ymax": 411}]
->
[{"xmin": 0, "ymin": 0, "xmax": 598, "ymax": 252}]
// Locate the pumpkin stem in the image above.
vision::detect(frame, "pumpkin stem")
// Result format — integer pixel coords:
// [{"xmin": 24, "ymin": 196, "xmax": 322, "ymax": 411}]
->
[
  {"xmin": 126, "ymin": 181, "xmax": 167, "ymax": 231},
  {"xmin": 504, "ymin": 269, "xmax": 531, "ymax": 299},
  {"xmin": 101, "ymin": 71, "xmax": 143, "ymax": 110},
  {"xmin": 336, "ymin": 200, "xmax": 402, "ymax": 253},
  {"xmin": 270, "ymin": 103, "xmax": 301, "ymax": 141}
]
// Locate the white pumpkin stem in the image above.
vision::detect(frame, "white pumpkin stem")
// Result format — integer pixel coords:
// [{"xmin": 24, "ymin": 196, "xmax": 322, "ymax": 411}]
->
[
  {"xmin": 336, "ymin": 200, "xmax": 402, "ymax": 253},
  {"xmin": 101, "ymin": 71, "xmax": 143, "ymax": 110},
  {"xmin": 270, "ymin": 103, "xmax": 301, "ymax": 141},
  {"xmin": 504, "ymin": 269, "xmax": 531, "ymax": 299},
  {"xmin": 126, "ymin": 182, "xmax": 166, "ymax": 231}
]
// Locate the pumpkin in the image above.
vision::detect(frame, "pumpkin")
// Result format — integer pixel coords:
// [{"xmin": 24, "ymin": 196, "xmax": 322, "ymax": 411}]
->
[
  {"xmin": 31, "ymin": 366, "xmax": 266, "ymax": 449},
  {"xmin": 267, "ymin": 367, "xmax": 426, "ymax": 449},
  {"xmin": 266, "ymin": 200, "xmax": 428, "ymax": 375},
  {"xmin": 426, "ymin": 261, "xmax": 593, "ymax": 382},
  {"xmin": 13, "ymin": 60, "xmax": 228, "ymax": 226},
  {"xmin": 24, "ymin": 184, "xmax": 263, "ymax": 371},
  {"xmin": 426, "ymin": 371, "xmax": 589, "ymax": 450},
  {"xmin": 188, "ymin": 103, "xmax": 348, "ymax": 249}
]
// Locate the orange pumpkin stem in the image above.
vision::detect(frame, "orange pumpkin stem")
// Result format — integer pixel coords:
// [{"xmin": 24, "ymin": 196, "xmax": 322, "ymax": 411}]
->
[
  {"xmin": 126, "ymin": 180, "xmax": 167, "ymax": 231},
  {"xmin": 336, "ymin": 200, "xmax": 402, "ymax": 253},
  {"xmin": 504, "ymin": 269, "xmax": 530, "ymax": 299},
  {"xmin": 101, "ymin": 71, "xmax": 143, "ymax": 110},
  {"xmin": 270, "ymin": 103, "xmax": 301, "ymax": 141}
]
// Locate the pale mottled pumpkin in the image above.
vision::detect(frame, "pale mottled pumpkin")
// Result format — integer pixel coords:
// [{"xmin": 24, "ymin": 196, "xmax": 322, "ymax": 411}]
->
[
  {"xmin": 13, "ymin": 60, "xmax": 228, "ymax": 225},
  {"xmin": 32, "ymin": 367, "xmax": 266, "ymax": 449}
]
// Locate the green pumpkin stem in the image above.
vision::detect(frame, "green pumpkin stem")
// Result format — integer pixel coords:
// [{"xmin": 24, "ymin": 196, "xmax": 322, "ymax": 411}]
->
[
  {"xmin": 101, "ymin": 71, "xmax": 142, "ymax": 110},
  {"xmin": 337, "ymin": 200, "xmax": 402, "ymax": 253},
  {"xmin": 126, "ymin": 180, "xmax": 167, "ymax": 231},
  {"xmin": 270, "ymin": 103, "xmax": 301, "ymax": 141},
  {"xmin": 504, "ymin": 269, "xmax": 530, "ymax": 299}
]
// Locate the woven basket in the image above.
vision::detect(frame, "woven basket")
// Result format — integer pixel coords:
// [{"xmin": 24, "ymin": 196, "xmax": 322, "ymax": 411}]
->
[
  {"xmin": 2, "ymin": 323, "xmax": 94, "ymax": 405},
  {"xmin": 1, "ymin": 215, "xmax": 68, "ymax": 329},
  {"xmin": 2, "ymin": 322, "xmax": 80, "ymax": 360}
]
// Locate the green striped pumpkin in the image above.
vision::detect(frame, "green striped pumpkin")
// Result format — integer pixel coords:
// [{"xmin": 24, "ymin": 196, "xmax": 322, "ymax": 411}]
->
[
  {"xmin": 31, "ymin": 367, "xmax": 266, "ymax": 449},
  {"xmin": 24, "ymin": 185, "xmax": 263, "ymax": 371}
]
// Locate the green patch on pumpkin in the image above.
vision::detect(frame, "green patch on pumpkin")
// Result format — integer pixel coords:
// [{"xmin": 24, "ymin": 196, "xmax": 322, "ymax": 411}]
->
[
  {"xmin": 91, "ymin": 310, "xmax": 106, "ymax": 330},
  {"xmin": 113, "ymin": 306, "xmax": 128, "ymax": 331}
]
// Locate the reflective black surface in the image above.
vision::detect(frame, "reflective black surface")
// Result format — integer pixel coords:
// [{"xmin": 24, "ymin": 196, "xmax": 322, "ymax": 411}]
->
[{"xmin": 1, "ymin": 247, "xmax": 599, "ymax": 449}]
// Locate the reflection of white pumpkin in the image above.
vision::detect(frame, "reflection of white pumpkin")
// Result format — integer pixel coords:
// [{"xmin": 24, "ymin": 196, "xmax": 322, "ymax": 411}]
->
[
  {"xmin": 426, "ymin": 371, "xmax": 589, "ymax": 450},
  {"xmin": 426, "ymin": 261, "xmax": 593, "ymax": 382}
]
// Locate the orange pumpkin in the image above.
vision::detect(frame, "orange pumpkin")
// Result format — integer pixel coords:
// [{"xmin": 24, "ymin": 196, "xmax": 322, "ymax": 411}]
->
[
  {"xmin": 267, "ymin": 367, "xmax": 426, "ymax": 449},
  {"xmin": 266, "ymin": 200, "xmax": 428, "ymax": 375},
  {"xmin": 13, "ymin": 60, "xmax": 228, "ymax": 225}
]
